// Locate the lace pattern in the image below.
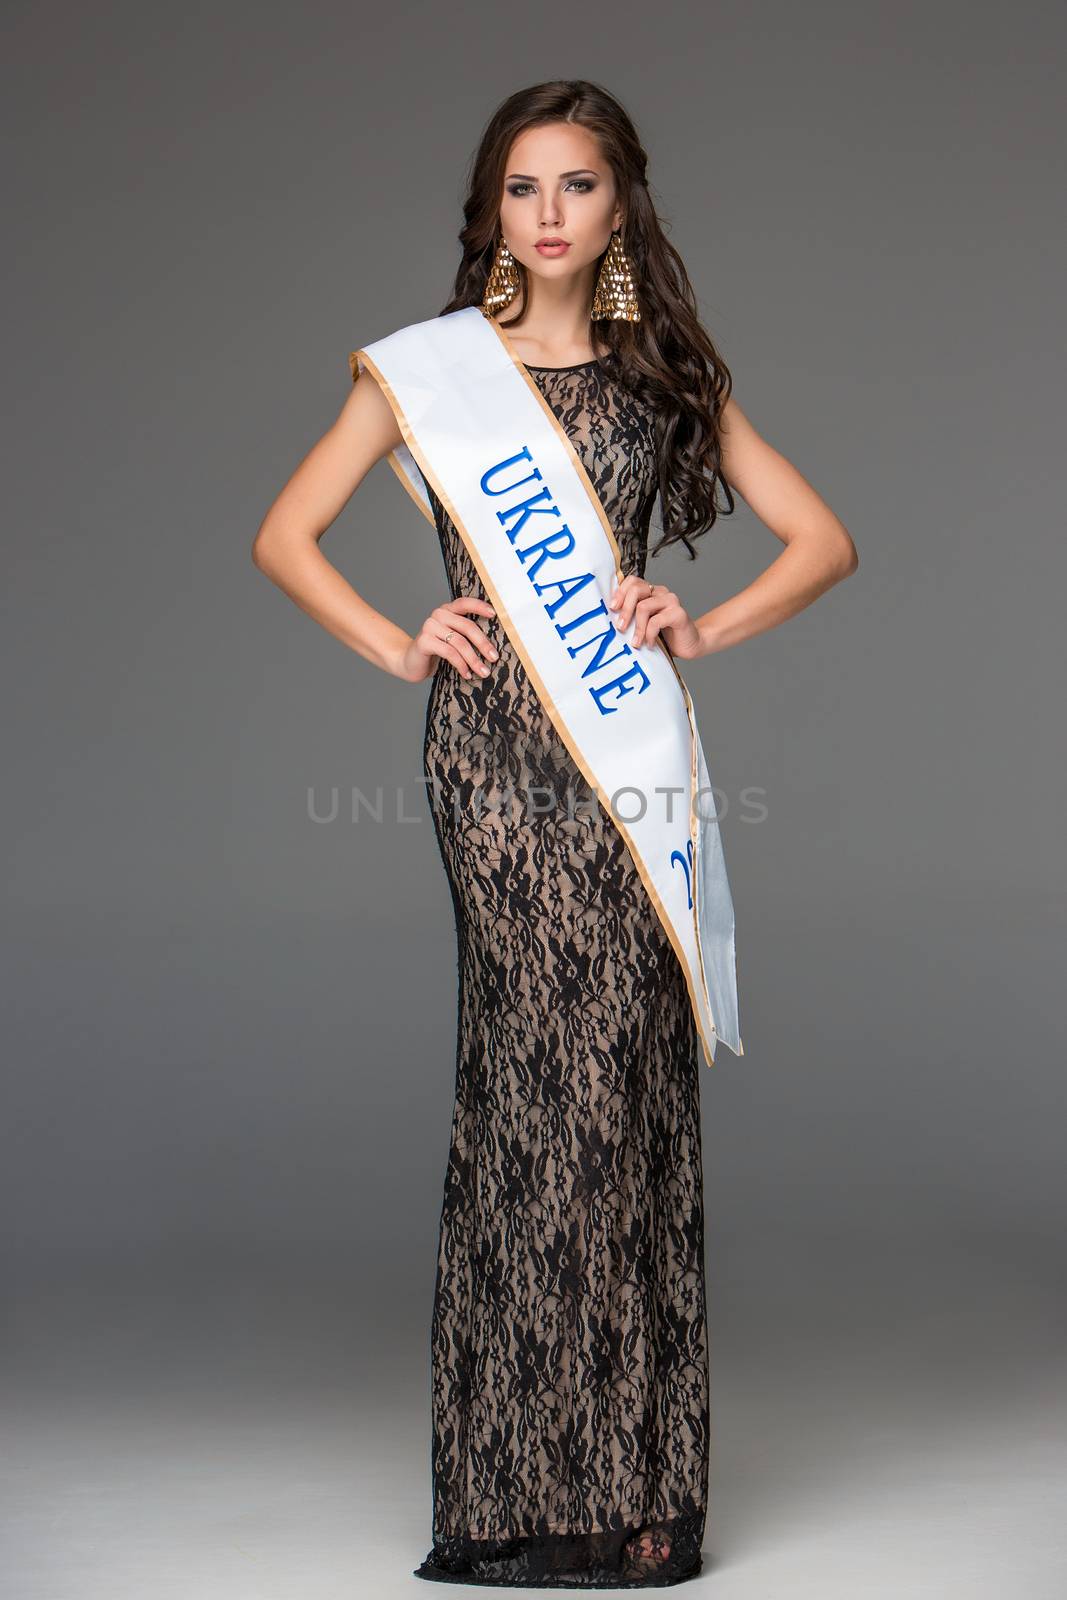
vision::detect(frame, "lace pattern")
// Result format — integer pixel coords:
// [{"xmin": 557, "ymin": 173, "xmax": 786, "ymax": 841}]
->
[{"xmin": 412, "ymin": 360, "xmax": 709, "ymax": 1587}]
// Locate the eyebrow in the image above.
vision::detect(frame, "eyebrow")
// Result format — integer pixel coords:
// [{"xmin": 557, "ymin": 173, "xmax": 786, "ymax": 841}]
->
[{"xmin": 505, "ymin": 169, "xmax": 600, "ymax": 180}]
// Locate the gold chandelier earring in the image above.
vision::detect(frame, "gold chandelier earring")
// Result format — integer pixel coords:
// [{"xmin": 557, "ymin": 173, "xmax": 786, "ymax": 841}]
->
[
  {"xmin": 591, "ymin": 228, "xmax": 640, "ymax": 322},
  {"xmin": 481, "ymin": 237, "xmax": 520, "ymax": 315}
]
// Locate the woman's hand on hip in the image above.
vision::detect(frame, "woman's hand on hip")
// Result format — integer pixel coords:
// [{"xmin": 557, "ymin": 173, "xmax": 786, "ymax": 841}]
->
[
  {"xmin": 399, "ymin": 596, "xmax": 499, "ymax": 683},
  {"xmin": 608, "ymin": 574, "xmax": 703, "ymax": 659}
]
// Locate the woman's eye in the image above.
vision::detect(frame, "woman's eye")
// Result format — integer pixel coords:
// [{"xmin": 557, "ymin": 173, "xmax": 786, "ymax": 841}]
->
[{"xmin": 505, "ymin": 180, "xmax": 594, "ymax": 197}]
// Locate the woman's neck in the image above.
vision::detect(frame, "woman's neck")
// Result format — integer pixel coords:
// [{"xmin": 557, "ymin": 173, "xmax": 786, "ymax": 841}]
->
[
  {"xmin": 492, "ymin": 313, "xmax": 607, "ymax": 367},
  {"xmin": 492, "ymin": 274, "xmax": 606, "ymax": 365}
]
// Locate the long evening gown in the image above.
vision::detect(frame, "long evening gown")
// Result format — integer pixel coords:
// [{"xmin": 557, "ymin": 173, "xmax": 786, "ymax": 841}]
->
[{"xmin": 411, "ymin": 355, "xmax": 710, "ymax": 1588}]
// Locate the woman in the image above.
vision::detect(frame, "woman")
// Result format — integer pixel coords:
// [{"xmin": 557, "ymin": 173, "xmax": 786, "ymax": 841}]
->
[{"xmin": 253, "ymin": 80, "xmax": 856, "ymax": 1589}]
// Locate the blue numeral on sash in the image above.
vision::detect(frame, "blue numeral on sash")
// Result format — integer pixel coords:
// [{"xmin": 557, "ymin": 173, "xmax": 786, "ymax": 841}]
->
[{"xmin": 670, "ymin": 837, "xmax": 694, "ymax": 910}]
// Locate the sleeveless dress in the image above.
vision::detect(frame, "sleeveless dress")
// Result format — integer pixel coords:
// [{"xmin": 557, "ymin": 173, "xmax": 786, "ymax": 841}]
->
[{"xmin": 411, "ymin": 356, "xmax": 710, "ymax": 1588}]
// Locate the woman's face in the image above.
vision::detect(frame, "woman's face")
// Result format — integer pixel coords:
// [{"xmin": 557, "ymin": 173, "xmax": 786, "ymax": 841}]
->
[{"xmin": 497, "ymin": 122, "xmax": 622, "ymax": 282}]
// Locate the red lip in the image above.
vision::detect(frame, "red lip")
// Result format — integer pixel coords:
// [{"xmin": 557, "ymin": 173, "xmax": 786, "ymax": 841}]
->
[{"xmin": 536, "ymin": 239, "xmax": 570, "ymax": 249}]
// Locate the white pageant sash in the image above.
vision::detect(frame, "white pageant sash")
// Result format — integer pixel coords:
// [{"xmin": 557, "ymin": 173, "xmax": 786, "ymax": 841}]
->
[{"xmin": 349, "ymin": 305, "xmax": 742, "ymax": 1064}]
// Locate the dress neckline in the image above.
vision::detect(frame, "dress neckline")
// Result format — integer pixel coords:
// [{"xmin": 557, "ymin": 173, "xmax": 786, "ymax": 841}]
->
[{"xmin": 523, "ymin": 358, "xmax": 604, "ymax": 372}]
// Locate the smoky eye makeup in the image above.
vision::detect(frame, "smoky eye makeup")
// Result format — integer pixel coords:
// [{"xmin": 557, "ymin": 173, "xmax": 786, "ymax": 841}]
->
[{"xmin": 505, "ymin": 178, "xmax": 596, "ymax": 197}]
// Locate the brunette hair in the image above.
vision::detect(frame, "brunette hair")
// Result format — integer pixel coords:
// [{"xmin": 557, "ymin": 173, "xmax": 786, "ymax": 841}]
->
[{"xmin": 440, "ymin": 79, "xmax": 736, "ymax": 559}]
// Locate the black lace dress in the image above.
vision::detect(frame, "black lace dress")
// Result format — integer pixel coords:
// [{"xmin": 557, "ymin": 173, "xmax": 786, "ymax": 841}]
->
[{"xmin": 411, "ymin": 356, "xmax": 710, "ymax": 1588}]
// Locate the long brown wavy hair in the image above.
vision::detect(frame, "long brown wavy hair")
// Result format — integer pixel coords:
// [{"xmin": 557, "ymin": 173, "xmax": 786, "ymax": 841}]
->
[{"xmin": 439, "ymin": 79, "xmax": 736, "ymax": 560}]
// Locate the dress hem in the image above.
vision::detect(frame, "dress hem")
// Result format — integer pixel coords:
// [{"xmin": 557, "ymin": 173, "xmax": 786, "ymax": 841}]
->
[{"xmin": 412, "ymin": 1553, "xmax": 703, "ymax": 1588}]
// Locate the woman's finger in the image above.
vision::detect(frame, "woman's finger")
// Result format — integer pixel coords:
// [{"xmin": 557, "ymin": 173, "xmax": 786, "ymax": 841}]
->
[
  {"xmin": 432, "ymin": 604, "xmax": 499, "ymax": 667},
  {"xmin": 637, "ymin": 595, "xmax": 683, "ymax": 647},
  {"xmin": 611, "ymin": 577, "xmax": 660, "ymax": 632},
  {"xmin": 447, "ymin": 596, "xmax": 497, "ymax": 617},
  {"xmin": 428, "ymin": 622, "xmax": 486, "ymax": 679},
  {"xmin": 608, "ymin": 572, "xmax": 645, "ymax": 610},
  {"xmin": 416, "ymin": 619, "xmax": 471, "ymax": 678},
  {"xmin": 632, "ymin": 592, "xmax": 668, "ymax": 647},
  {"xmin": 438, "ymin": 641, "xmax": 475, "ymax": 679},
  {"xmin": 631, "ymin": 587, "xmax": 681, "ymax": 646}
]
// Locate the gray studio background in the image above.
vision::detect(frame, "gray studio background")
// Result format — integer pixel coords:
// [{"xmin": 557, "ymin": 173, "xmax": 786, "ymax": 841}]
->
[{"xmin": 3, "ymin": 2, "xmax": 1064, "ymax": 1597}]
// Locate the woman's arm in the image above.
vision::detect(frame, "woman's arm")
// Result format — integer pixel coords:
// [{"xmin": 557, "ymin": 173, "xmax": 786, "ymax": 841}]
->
[
  {"xmin": 251, "ymin": 373, "xmax": 441, "ymax": 681},
  {"xmin": 251, "ymin": 372, "xmax": 414, "ymax": 676},
  {"xmin": 693, "ymin": 395, "xmax": 859, "ymax": 655},
  {"xmin": 252, "ymin": 373, "xmax": 505, "ymax": 685}
]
